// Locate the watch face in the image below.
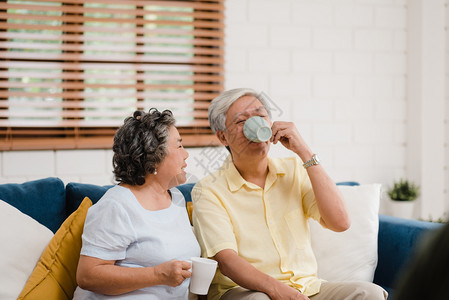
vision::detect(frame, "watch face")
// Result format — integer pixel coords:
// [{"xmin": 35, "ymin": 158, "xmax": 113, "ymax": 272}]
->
[{"xmin": 314, "ymin": 155, "xmax": 320, "ymax": 163}]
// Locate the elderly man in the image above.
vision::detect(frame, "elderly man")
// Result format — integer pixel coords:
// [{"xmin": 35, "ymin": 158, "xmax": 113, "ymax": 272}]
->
[{"xmin": 192, "ymin": 88, "xmax": 387, "ymax": 300}]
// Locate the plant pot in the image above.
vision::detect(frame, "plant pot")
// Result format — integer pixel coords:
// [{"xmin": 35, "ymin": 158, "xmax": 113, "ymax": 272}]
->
[{"xmin": 388, "ymin": 199, "xmax": 415, "ymax": 219}]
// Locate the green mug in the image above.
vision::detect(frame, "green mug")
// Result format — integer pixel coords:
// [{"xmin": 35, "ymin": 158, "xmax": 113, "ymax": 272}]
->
[{"xmin": 243, "ymin": 116, "xmax": 272, "ymax": 143}]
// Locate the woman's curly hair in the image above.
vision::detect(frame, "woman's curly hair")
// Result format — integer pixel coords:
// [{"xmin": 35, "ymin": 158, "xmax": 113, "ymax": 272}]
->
[{"xmin": 112, "ymin": 108, "xmax": 175, "ymax": 185}]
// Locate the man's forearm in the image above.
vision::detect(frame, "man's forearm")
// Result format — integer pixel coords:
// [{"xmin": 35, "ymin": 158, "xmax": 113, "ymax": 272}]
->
[
  {"xmin": 307, "ymin": 164, "xmax": 350, "ymax": 232},
  {"xmin": 215, "ymin": 249, "xmax": 308, "ymax": 299},
  {"xmin": 214, "ymin": 249, "xmax": 276, "ymax": 295}
]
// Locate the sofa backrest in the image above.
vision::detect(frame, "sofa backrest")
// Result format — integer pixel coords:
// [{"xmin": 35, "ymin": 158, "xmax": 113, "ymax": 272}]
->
[
  {"xmin": 0, "ymin": 178, "xmax": 195, "ymax": 233},
  {"xmin": 0, "ymin": 177, "xmax": 66, "ymax": 233},
  {"xmin": 374, "ymin": 214, "xmax": 442, "ymax": 290},
  {"xmin": 65, "ymin": 182, "xmax": 114, "ymax": 217},
  {"xmin": 0, "ymin": 178, "xmax": 356, "ymax": 233},
  {"xmin": 65, "ymin": 182, "xmax": 196, "ymax": 216}
]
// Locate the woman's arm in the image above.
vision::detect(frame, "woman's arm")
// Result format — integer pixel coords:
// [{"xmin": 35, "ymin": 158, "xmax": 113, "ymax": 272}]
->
[
  {"xmin": 215, "ymin": 249, "xmax": 309, "ymax": 300},
  {"xmin": 76, "ymin": 255, "xmax": 191, "ymax": 295}
]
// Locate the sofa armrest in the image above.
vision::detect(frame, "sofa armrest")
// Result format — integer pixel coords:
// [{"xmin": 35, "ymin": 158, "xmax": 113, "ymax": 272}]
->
[{"xmin": 374, "ymin": 214, "xmax": 442, "ymax": 291}]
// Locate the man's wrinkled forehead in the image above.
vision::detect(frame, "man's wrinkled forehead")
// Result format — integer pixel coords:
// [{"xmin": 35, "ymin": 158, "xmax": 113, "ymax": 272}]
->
[{"xmin": 232, "ymin": 106, "xmax": 268, "ymax": 119}]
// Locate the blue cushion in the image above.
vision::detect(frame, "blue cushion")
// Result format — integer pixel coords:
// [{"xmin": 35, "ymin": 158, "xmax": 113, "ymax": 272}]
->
[
  {"xmin": 66, "ymin": 182, "xmax": 196, "ymax": 217},
  {"xmin": 0, "ymin": 177, "xmax": 65, "ymax": 233},
  {"xmin": 176, "ymin": 183, "xmax": 195, "ymax": 202},
  {"xmin": 65, "ymin": 182, "xmax": 113, "ymax": 217},
  {"xmin": 336, "ymin": 181, "xmax": 360, "ymax": 186}
]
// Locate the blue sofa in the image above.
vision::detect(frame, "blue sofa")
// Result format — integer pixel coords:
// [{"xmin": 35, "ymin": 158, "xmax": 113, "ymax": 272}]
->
[{"xmin": 0, "ymin": 177, "xmax": 442, "ymax": 298}]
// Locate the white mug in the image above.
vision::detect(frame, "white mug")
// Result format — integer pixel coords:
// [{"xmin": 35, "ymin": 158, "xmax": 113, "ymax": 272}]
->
[{"xmin": 189, "ymin": 257, "xmax": 218, "ymax": 295}]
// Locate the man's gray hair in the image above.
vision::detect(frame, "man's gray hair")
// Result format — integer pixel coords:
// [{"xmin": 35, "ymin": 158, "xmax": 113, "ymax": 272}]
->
[{"xmin": 208, "ymin": 88, "xmax": 273, "ymax": 133}]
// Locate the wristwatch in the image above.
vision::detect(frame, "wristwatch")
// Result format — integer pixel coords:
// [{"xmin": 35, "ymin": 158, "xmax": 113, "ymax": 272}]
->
[{"xmin": 303, "ymin": 154, "xmax": 320, "ymax": 169}]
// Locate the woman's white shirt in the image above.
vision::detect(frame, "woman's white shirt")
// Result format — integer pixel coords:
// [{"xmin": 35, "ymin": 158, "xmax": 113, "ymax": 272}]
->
[{"xmin": 73, "ymin": 185, "xmax": 201, "ymax": 300}]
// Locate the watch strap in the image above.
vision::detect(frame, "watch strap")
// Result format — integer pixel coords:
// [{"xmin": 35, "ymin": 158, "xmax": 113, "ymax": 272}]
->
[{"xmin": 303, "ymin": 154, "xmax": 320, "ymax": 169}]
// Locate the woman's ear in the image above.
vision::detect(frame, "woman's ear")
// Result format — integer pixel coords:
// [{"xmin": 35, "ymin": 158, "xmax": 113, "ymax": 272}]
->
[{"xmin": 216, "ymin": 130, "xmax": 228, "ymax": 146}]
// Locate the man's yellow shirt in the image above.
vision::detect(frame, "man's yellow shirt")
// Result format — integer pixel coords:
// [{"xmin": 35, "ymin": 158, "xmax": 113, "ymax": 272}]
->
[{"xmin": 192, "ymin": 156, "xmax": 324, "ymax": 300}]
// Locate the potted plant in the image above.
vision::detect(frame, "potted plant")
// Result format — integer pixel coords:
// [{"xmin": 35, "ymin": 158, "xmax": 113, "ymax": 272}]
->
[{"xmin": 387, "ymin": 179, "xmax": 420, "ymax": 219}]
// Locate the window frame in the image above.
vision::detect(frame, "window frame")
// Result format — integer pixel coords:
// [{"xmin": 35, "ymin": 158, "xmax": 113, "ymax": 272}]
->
[{"xmin": 0, "ymin": 0, "xmax": 224, "ymax": 150}]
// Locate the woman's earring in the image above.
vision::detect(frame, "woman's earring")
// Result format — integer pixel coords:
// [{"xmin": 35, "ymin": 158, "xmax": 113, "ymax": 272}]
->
[{"xmin": 154, "ymin": 169, "xmax": 157, "ymax": 175}]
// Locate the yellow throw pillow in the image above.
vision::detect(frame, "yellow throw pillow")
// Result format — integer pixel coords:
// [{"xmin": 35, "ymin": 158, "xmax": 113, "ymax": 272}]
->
[
  {"xmin": 18, "ymin": 197, "xmax": 92, "ymax": 300},
  {"xmin": 186, "ymin": 201, "xmax": 193, "ymax": 224}
]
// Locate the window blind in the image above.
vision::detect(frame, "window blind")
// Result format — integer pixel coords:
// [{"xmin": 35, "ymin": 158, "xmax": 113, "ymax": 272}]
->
[{"xmin": 0, "ymin": 0, "xmax": 224, "ymax": 150}]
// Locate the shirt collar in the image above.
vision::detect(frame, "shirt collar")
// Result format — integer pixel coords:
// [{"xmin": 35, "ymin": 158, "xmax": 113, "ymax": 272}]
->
[{"xmin": 223, "ymin": 155, "xmax": 287, "ymax": 192}]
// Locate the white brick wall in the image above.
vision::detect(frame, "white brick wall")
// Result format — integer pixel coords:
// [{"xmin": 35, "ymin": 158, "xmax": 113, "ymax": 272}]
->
[
  {"xmin": 445, "ymin": 0, "xmax": 449, "ymax": 219},
  {"xmin": 0, "ymin": 148, "xmax": 223, "ymax": 186},
  {"xmin": 1, "ymin": 0, "xmax": 448, "ymax": 218},
  {"xmin": 224, "ymin": 0, "xmax": 409, "ymax": 215},
  {"xmin": 355, "ymin": 30, "xmax": 394, "ymax": 51},
  {"xmin": 1, "ymin": 151, "xmax": 55, "ymax": 182}
]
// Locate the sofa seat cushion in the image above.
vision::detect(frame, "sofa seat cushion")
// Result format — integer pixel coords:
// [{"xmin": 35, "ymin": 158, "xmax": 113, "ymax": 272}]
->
[
  {"xmin": 18, "ymin": 197, "xmax": 92, "ymax": 300},
  {"xmin": 0, "ymin": 177, "xmax": 65, "ymax": 233}
]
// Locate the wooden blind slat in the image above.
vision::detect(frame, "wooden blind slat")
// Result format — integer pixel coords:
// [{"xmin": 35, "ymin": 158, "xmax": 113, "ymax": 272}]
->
[
  {"xmin": 0, "ymin": 8, "xmax": 224, "ymax": 20},
  {"xmin": 1, "ymin": 52, "xmax": 223, "ymax": 64},
  {"xmin": 0, "ymin": 119, "xmax": 211, "ymax": 128},
  {"xmin": 0, "ymin": 110, "xmax": 209, "ymax": 119},
  {"xmin": 0, "ymin": 13, "xmax": 224, "ymax": 30},
  {"xmin": 1, "ymin": 0, "xmax": 225, "ymax": 12},
  {"xmin": 0, "ymin": 32, "xmax": 225, "ymax": 47},
  {"xmin": 0, "ymin": 100, "xmax": 211, "ymax": 109},
  {"xmin": 0, "ymin": 91, "xmax": 221, "ymax": 100},
  {"xmin": 0, "ymin": 134, "xmax": 220, "ymax": 150},
  {"xmin": 0, "ymin": 41, "xmax": 224, "ymax": 56},
  {"xmin": 0, "ymin": 71, "xmax": 224, "ymax": 82},
  {"xmin": 3, "ymin": 81, "xmax": 223, "ymax": 91},
  {"xmin": 0, "ymin": 23, "xmax": 224, "ymax": 38},
  {"xmin": 0, "ymin": 61, "xmax": 223, "ymax": 72}
]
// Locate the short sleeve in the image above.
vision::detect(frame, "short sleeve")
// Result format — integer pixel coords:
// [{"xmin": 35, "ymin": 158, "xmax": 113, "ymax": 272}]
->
[
  {"xmin": 81, "ymin": 200, "xmax": 136, "ymax": 261},
  {"xmin": 192, "ymin": 183, "xmax": 238, "ymax": 258}
]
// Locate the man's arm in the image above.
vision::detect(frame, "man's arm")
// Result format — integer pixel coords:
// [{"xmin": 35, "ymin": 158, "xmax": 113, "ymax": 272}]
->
[
  {"xmin": 305, "ymin": 163, "xmax": 350, "ymax": 232},
  {"xmin": 214, "ymin": 249, "xmax": 309, "ymax": 300},
  {"xmin": 271, "ymin": 121, "xmax": 350, "ymax": 232}
]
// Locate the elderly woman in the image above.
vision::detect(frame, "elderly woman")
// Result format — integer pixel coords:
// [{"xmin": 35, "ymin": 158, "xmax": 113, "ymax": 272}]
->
[
  {"xmin": 192, "ymin": 88, "xmax": 387, "ymax": 300},
  {"xmin": 73, "ymin": 108, "xmax": 200, "ymax": 299}
]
